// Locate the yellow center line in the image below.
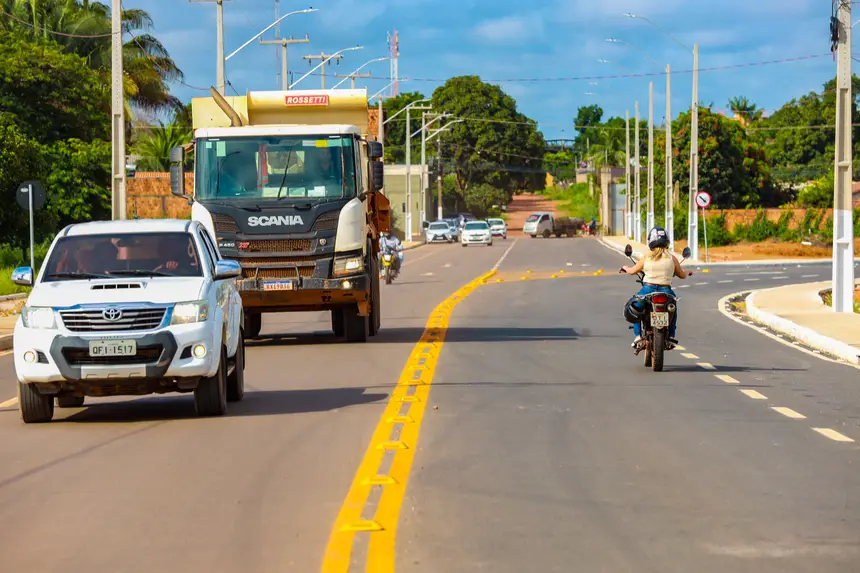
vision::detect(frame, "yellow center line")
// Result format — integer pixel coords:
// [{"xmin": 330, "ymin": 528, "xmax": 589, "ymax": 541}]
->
[
  {"xmin": 697, "ymin": 362, "xmax": 716, "ymax": 370},
  {"xmin": 771, "ymin": 406, "xmax": 806, "ymax": 419},
  {"xmin": 0, "ymin": 397, "xmax": 18, "ymax": 408},
  {"xmin": 680, "ymin": 352, "xmax": 699, "ymax": 359},
  {"xmin": 715, "ymin": 374, "xmax": 739, "ymax": 384},
  {"xmin": 812, "ymin": 428, "xmax": 855, "ymax": 442},
  {"xmin": 321, "ymin": 269, "xmax": 497, "ymax": 573},
  {"xmin": 740, "ymin": 389, "xmax": 768, "ymax": 400}
]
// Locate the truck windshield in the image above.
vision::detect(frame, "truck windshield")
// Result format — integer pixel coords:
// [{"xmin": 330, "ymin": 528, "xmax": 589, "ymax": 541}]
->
[
  {"xmin": 195, "ymin": 135, "xmax": 358, "ymax": 202},
  {"xmin": 42, "ymin": 233, "xmax": 202, "ymax": 281}
]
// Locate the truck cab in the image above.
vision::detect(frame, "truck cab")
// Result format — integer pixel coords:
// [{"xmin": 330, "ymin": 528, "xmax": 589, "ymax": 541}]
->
[{"xmin": 169, "ymin": 89, "xmax": 389, "ymax": 343}]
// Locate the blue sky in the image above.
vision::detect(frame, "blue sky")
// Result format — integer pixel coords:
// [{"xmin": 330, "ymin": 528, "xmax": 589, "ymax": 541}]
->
[{"xmin": 136, "ymin": 0, "xmax": 832, "ymax": 140}]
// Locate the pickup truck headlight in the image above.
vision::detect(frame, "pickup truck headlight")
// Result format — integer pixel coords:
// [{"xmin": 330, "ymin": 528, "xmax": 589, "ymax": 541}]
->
[
  {"xmin": 171, "ymin": 301, "xmax": 209, "ymax": 325},
  {"xmin": 334, "ymin": 254, "xmax": 364, "ymax": 276},
  {"xmin": 21, "ymin": 307, "xmax": 57, "ymax": 329}
]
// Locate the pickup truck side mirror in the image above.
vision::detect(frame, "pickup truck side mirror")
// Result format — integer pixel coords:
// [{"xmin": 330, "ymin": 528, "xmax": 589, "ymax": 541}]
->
[
  {"xmin": 214, "ymin": 260, "xmax": 241, "ymax": 280},
  {"xmin": 169, "ymin": 146, "xmax": 188, "ymax": 201},
  {"xmin": 370, "ymin": 160, "xmax": 384, "ymax": 192},
  {"xmin": 11, "ymin": 266, "xmax": 34, "ymax": 287},
  {"xmin": 367, "ymin": 141, "xmax": 383, "ymax": 160}
]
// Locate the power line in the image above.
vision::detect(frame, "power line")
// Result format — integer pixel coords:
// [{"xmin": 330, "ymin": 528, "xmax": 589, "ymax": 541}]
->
[{"xmin": 1, "ymin": 8, "xmax": 118, "ymax": 38}]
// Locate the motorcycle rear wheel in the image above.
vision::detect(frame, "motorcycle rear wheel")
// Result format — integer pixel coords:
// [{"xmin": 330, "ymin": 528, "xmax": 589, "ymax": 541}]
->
[{"xmin": 652, "ymin": 330, "xmax": 665, "ymax": 372}]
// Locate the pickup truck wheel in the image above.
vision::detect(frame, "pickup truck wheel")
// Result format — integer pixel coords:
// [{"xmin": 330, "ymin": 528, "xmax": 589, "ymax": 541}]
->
[
  {"xmin": 194, "ymin": 347, "xmax": 227, "ymax": 416},
  {"xmin": 542, "ymin": 229, "xmax": 551, "ymax": 239},
  {"xmin": 331, "ymin": 309, "xmax": 345, "ymax": 337},
  {"xmin": 245, "ymin": 312, "xmax": 262, "ymax": 339},
  {"xmin": 227, "ymin": 331, "xmax": 245, "ymax": 402},
  {"xmin": 343, "ymin": 305, "xmax": 369, "ymax": 342},
  {"xmin": 56, "ymin": 395, "xmax": 85, "ymax": 408},
  {"xmin": 18, "ymin": 382, "xmax": 53, "ymax": 423}
]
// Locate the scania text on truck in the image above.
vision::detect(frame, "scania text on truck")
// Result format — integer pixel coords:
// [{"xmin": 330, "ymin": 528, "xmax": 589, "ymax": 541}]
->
[{"xmin": 168, "ymin": 88, "xmax": 390, "ymax": 342}]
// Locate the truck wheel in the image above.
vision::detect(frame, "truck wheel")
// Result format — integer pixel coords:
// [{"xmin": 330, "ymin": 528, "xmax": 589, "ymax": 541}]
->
[
  {"xmin": 18, "ymin": 382, "xmax": 54, "ymax": 423},
  {"xmin": 56, "ymin": 395, "xmax": 85, "ymax": 408},
  {"xmin": 369, "ymin": 256, "xmax": 381, "ymax": 336},
  {"xmin": 245, "ymin": 312, "xmax": 262, "ymax": 339},
  {"xmin": 227, "ymin": 330, "xmax": 245, "ymax": 402},
  {"xmin": 343, "ymin": 305, "xmax": 369, "ymax": 342},
  {"xmin": 331, "ymin": 309, "xmax": 345, "ymax": 337},
  {"xmin": 542, "ymin": 229, "xmax": 551, "ymax": 239},
  {"xmin": 529, "ymin": 234, "xmax": 536, "ymax": 238},
  {"xmin": 195, "ymin": 347, "xmax": 227, "ymax": 416}
]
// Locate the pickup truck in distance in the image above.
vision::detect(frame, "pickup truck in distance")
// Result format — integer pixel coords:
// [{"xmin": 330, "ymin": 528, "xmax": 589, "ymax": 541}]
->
[
  {"xmin": 11, "ymin": 219, "xmax": 246, "ymax": 423},
  {"xmin": 522, "ymin": 212, "xmax": 584, "ymax": 238}
]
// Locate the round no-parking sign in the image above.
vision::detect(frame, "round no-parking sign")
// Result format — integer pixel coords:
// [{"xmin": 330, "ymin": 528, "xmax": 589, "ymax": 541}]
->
[{"xmin": 695, "ymin": 191, "xmax": 711, "ymax": 209}]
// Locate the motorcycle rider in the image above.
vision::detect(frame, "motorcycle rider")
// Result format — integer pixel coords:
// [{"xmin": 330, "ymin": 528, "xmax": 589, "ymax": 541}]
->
[
  {"xmin": 378, "ymin": 231, "xmax": 404, "ymax": 277},
  {"xmin": 619, "ymin": 226, "xmax": 689, "ymax": 349}
]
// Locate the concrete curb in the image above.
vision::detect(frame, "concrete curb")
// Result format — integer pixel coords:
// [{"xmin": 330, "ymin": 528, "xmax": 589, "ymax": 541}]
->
[
  {"xmin": 0, "ymin": 293, "xmax": 27, "ymax": 302},
  {"xmin": 745, "ymin": 287, "xmax": 860, "ymax": 365}
]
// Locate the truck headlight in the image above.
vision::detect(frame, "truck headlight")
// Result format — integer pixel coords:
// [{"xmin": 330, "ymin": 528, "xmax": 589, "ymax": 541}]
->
[
  {"xmin": 334, "ymin": 255, "xmax": 364, "ymax": 276},
  {"xmin": 21, "ymin": 307, "xmax": 57, "ymax": 329},
  {"xmin": 171, "ymin": 301, "xmax": 209, "ymax": 325}
]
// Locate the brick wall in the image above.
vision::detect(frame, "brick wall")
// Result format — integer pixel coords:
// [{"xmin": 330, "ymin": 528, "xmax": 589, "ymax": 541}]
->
[
  {"xmin": 127, "ymin": 172, "xmax": 191, "ymax": 219},
  {"xmin": 703, "ymin": 208, "xmax": 834, "ymax": 230}
]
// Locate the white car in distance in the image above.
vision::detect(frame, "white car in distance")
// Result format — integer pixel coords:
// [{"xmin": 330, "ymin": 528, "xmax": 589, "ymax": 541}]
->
[
  {"xmin": 487, "ymin": 218, "xmax": 507, "ymax": 240},
  {"xmin": 461, "ymin": 221, "xmax": 493, "ymax": 247},
  {"xmin": 11, "ymin": 219, "xmax": 245, "ymax": 423}
]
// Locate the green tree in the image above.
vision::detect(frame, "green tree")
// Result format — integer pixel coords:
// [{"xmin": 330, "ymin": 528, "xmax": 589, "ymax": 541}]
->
[
  {"xmin": 0, "ymin": 118, "xmax": 45, "ymax": 246},
  {"xmin": 42, "ymin": 138, "xmax": 111, "ymax": 228},
  {"xmin": 381, "ymin": 91, "xmax": 427, "ymax": 164},
  {"xmin": 543, "ymin": 149, "xmax": 577, "ymax": 183},
  {"xmin": 133, "ymin": 122, "xmax": 192, "ymax": 171},
  {"xmin": 431, "ymin": 76, "xmax": 546, "ymax": 205},
  {"xmin": 727, "ymin": 96, "xmax": 763, "ymax": 126}
]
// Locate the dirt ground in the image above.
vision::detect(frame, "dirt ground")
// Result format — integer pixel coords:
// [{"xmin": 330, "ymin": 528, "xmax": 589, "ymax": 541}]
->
[
  {"xmin": 673, "ymin": 238, "xmax": 860, "ymax": 261},
  {"xmin": 506, "ymin": 194, "xmax": 562, "ymax": 234}
]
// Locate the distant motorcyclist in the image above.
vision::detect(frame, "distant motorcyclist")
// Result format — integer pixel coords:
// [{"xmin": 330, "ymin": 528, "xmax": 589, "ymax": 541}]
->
[
  {"xmin": 378, "ymin": 232, "xmax": 404, "ymax": 277},
  {"xmin": 619, "ymin": 226, "xmax": 688, "ymax": 348}
]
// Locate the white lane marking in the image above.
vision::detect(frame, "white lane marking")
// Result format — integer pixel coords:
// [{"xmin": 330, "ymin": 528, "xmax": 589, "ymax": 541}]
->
[
  {"xmin": 801, "ymin": 274, "xmax": 819, "ymax": 278},
  {"xmin": 716, "ymin": 374, "xmax": 739, "ymax": 384},
  {"xmin": 443, "ymin": 263, "xmax": 452, "ymax": 268},
  {"xmin": 813, "ymin": 428, "xmax": 855, "ymax": 442},
  {"xmin": 771, "ymin": 276, "xmax": 789, "ymax": 279},
  {"xmin": 728, "ymin": 271, "xmax": 783, "ymax": 276},
  {"xmin": 718, "ymin": 280, "xmax": 733, "ymax": 284},
  {"xmin": 681, "ymin": 352, "xmax": 699, "ymax": 359},
  {"xmin": 421, "ymin": 272, "xmax": 435, "ymax": 276},
  {"xmin": 491, "ymin": 239, "xmax": 519, "ymax": 271},
  {"xmin": 697, "ymin": 362, "xmax": 716, "ymax": 370},
  {"xmin": 678, "ymin": 284, "xmax": 690, "ymax": 288},
  {"xmin": 0, "ymin": 397, "xmax": 18, "ymax": 408},
  {"xmin": 696, "ymin": 282, "xmax": 709, "ymax": 285},
  {"xmin": 771, "ymin": 407, "xmax": 806, "ymax": 419},
  {"xmin": 744, "ymin": 278, "xmax": 760, "ymax": 282},
  {"xmin": 740, "ymin": 389, "xmax": 767, "ymax": 400}
]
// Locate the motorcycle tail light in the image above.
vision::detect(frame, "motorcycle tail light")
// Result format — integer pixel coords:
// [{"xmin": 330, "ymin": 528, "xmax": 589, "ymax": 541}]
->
[{"xmin": 651, "ymin": 294, "xmax": 668, "ymax": 304}]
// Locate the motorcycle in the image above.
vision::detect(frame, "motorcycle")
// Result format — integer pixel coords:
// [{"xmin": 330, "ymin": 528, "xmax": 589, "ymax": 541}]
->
[
  {"xmin": 381, "ymin": 246, "xmax": 400, "ymax": 285},
  {"xmin": 620, "ymin": 244, "xmax": 692, "ymax": 372}
]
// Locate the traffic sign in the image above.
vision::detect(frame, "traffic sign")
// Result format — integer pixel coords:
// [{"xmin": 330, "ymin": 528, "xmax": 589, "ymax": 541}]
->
[
  {"xmin": 695, "ymin": 191, "xmax": 711, "ymax": 209},
  {"xmin": 17, "ymin": 181, "xmax": 45, "ymax": 211}
]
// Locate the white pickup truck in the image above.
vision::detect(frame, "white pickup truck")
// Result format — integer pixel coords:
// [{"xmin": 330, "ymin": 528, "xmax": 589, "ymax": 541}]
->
[{"xmin": 11, "ymin": 219, "xmax": 245, "ymax": 423}]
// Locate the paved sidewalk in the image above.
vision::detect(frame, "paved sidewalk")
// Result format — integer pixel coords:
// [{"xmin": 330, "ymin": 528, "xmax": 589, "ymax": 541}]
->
[
  {"xmin": 600, "ymin": 235, "xmax": 689, "ymax": 262},
  {"xmin": 746, "ymin": 280, "xmax": 860, "ymax": 365},
  {"xmin": 0, "ymin": 314, "xmax": 17, "ymax": 351}
]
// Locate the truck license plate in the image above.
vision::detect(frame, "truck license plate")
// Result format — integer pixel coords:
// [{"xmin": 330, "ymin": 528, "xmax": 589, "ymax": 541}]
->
[
  {"xmin": 88, "ymin": 339, "xmax": 136, "ymax": 357},
  {"xmin": 263, "ymin": 280, "xmax": 294, "ymax": 291},
  {"xmin": 651, "ymin": 312, "xmax": 670, "ymax": 328}
]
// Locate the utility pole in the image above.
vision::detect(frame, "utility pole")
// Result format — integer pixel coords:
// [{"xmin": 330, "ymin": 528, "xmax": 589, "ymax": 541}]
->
[
  {"xmin": 665, "ymin": 63, "xmax": 673, "ymax": 251},
  {"xmin": 190, "ymin": 0, "xmax": 226, "ymax": 94},
  {"xmin": 688, "ymin": 44, "xmax": 700, "ymax": 260},
  {"xmin": 302, "ymin": 52, "xmax": 343, "ymax": 89},
  {"xmin": 111, "ymin": 0, "xmax": 126, "ymax": 220},
  {"xmin": 647, "ymin": 81, "xmax": 654, "ymax": 232},
  {"xmin": 634, "ymin": 101, "xmax": 641, "ymax": 243},
  {"xmin": 261, "ymin": 35, "xmax": 310, "ymax": 90},
  {"xmin": 833, "ymin": 0, "xmax": 855, "ymax": 312},
  {"xmin": 333, "ymin": 72, "xmax": 371, "ymax": 89},
  {"xmin": 625, "ymin": 110, "xmax": 631, "ymax": 239},
  {"xmin": 437, "ymin": 136, "xmax": 443, "ymax": 220}
]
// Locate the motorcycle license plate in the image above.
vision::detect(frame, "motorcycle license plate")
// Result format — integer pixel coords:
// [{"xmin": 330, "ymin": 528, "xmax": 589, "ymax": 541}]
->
[{"xmin": 651, "ymin": 312, "xmax": 670, "ymax": 328}]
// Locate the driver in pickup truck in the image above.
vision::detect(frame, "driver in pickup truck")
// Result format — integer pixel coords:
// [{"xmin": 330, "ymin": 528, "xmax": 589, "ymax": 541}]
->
[{"xmin": 153, "ymin": 238, "xmax": 196, "ymax": 275}]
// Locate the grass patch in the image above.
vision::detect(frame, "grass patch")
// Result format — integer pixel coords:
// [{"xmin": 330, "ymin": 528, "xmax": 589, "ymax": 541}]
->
[
  {"xmin": 820, "ymin": 288, "xmax": 860, "ymax": 314},
  {"xmin": 0, "ymin": 267, "xmax": 31, "ymax": 297}
]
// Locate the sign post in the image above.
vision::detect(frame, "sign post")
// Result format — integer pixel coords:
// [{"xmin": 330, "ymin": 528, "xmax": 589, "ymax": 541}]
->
[
  {"xmin": 17, "ymin": 181, "xmax": 46, "ymax": 271},
  {"xmin": 695, "ymin": 191, "xmax": 711, "ymax": 262}
]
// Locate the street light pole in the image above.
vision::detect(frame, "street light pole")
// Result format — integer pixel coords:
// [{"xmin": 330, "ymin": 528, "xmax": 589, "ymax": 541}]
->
[
  {"xmin": 666, "ymin": 63, "xmax": 673, "ymax": 251},
  {"xmin": 833, "ymin": 0, "xmax": 855, "ymax": 312},
  {"xmin": 689, "ymin": 44, "xmax": 699, "ymax": 260},
  {"xmin": 403, "ymin": 102, "xmax": 433, "ymax": 241},
  {"xmin": 331, "ymin": 57, "xmax": 389, "ymax": 89},
  {"xmin": 647, "ymin": 81, "xmax": 654, "ymax": 232},
  {"xmin": 290, "ymin": 46, "xmax": 363, "ymax": 89},
  {"xmin": 625, "ymin": 110, "xmax": 631, "ymax": 239},
  {"xmin": 634, "ymin": 101, "xmax": 641, "ymax": 243}
]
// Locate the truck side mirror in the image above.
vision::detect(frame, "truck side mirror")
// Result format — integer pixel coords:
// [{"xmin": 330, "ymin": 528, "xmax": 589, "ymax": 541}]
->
[
  {"xmin": 169, "ymin": 146, "xmax": 186, "ymax": 198},
  {"xmin": 367, "ymin": 141, "xmax": 383, "ymax": 160},
  {"xmin": 370, "ymin": 160, "xmax": 384, "ymax": 192}
]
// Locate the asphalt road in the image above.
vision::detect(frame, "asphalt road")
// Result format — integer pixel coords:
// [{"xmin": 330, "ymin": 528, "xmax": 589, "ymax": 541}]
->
[{"xmin": 1, "ymin": 237, "xmax": 858, "ymax": 572}]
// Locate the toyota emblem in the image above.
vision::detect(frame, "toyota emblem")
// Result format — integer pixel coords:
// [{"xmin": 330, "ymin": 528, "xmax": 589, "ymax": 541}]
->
[{"xmin": 102, "ymin": 308, "xmax": 123, "ymax": 321}]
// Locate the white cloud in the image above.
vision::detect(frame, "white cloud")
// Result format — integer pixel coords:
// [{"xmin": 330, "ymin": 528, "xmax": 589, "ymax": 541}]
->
[{"xmin": 474, "ymin": 13, "xmax": 544, "ymax": 43}]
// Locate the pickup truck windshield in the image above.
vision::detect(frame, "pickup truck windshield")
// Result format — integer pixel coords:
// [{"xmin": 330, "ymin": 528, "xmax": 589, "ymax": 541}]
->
[
  {"xmin": 42, "ymin": 233, "xmax": 202, "ymax": 281},
  {"xmin": 195, "ymin": 135, "xmax": 358, "ymax": 202}
]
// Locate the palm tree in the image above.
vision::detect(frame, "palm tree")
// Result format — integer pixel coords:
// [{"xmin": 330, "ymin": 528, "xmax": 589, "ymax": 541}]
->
[
  {"xmin": 727, "ymin": 96, "xmax": 763, "ymax": 127},
  {"xmin": 586, "ymin": 126, "xmax": 626, "ymax": 190},
  {"xmin": 133, "ymin": 121, "xmax": 191, "ymax": 172},
  {"xmin": 1, "ymin": 0, "xmax": 183, "ymax": 117}
]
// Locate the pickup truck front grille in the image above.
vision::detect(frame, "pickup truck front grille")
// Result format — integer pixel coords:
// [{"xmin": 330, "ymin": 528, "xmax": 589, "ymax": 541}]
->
[
  {"xmin": 62, "ymin": 345, "xmax": 164, "ymax": 366},
  {"xmin": 60, "ymin": 308, "xmax": 166, "ymax": 332}
]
